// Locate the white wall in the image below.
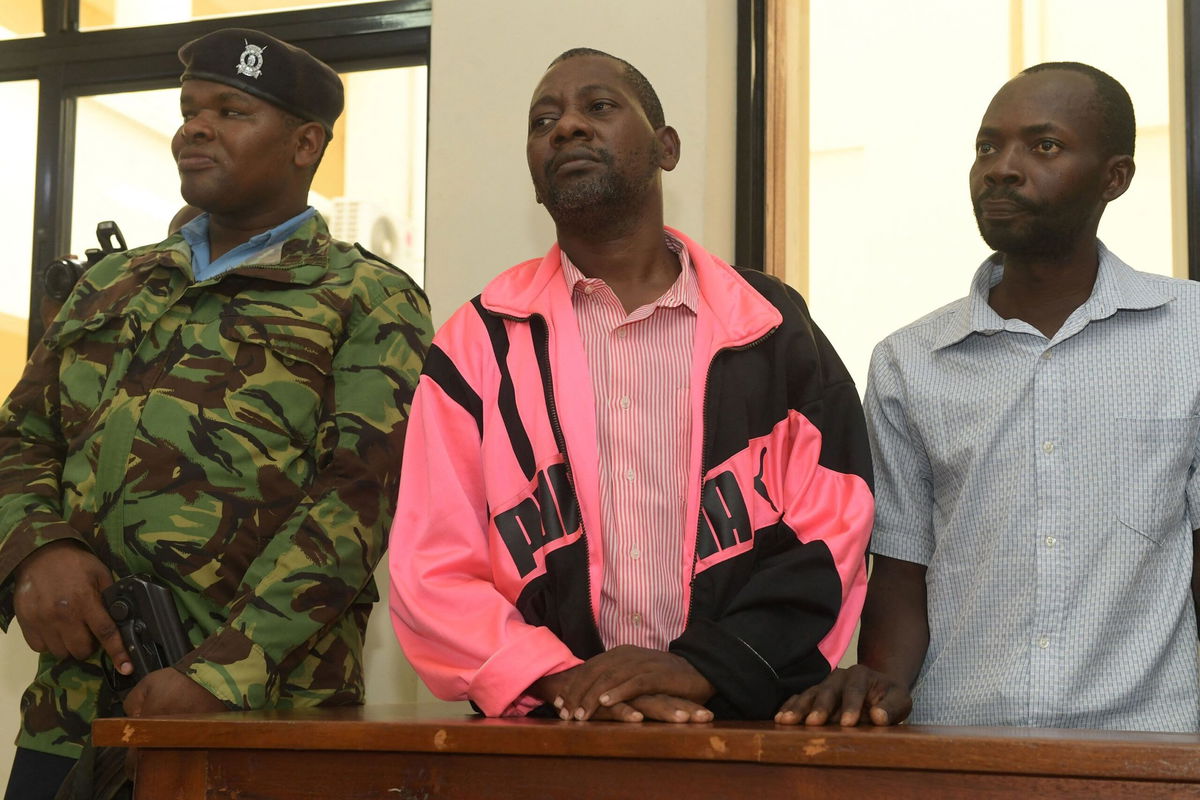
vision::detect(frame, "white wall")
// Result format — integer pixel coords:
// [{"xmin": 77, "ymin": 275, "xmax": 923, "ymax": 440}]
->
[{"xmin": 423, "ymin": 0, "xmax": 738, "ymax": 328}]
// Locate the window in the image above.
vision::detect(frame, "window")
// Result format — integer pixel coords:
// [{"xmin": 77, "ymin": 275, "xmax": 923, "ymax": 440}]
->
[
  {"xmin": 740, "ymin": 0, "xmax": 1184, "ymax": 389},
  {"xmin": 0, "ymin": 2, "xmax": 41, "ymax": 40},
  {"xmin": 0, "ymin": 80, "xmax": 38, "ymax": 388},
  {"xmin": 70, "ymin": 66, "xmax": 428, "ymax": 285},
  {"xmin": 0, "ymin": 0, "xmax": 430, "ymax": 361}
]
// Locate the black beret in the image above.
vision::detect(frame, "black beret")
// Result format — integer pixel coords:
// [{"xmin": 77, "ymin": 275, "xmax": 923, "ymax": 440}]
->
[{"xmin": 178, "ymin": 28, "xmax": 343, "ymax": 135}]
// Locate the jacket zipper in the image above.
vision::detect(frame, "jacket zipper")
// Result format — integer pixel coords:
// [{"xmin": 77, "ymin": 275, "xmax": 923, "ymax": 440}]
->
[
  {"xmin": 685, "ymin": 326, "xmax": 779, "ymax": 625},
  {"xmin": 534, "ymin": 314, "xmax": 599, "ymax": 634}
]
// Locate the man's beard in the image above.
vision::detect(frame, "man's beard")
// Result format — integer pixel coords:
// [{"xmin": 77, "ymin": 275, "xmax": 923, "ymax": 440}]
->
[
  {"xmin": 972, "ymin": 189, "xmax": 1090, "ymax": 259},
  {"xmin": 540, "ymin": 147, "xmax": 657, "ymax": 234}
]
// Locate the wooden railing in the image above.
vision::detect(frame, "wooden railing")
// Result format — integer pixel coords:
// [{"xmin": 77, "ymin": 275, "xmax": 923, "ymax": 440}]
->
[{"xmin": 93, "ymin": 704, "xmax": 1200, "ymax": 798}]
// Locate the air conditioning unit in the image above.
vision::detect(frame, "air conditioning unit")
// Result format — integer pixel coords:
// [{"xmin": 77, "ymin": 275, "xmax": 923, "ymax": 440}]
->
[{"xmin": 329, "ymin": 198, "xmax": 411, "ymax": 267}]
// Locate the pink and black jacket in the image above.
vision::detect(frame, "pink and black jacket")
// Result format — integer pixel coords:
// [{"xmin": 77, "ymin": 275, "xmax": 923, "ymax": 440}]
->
[{"xmin": 389, "ymin": 228, "xmax": 873, "ymax": 720}]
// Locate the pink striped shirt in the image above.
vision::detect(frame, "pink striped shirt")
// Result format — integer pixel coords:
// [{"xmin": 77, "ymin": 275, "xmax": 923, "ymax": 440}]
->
[{"xmin": 560, "ymin": 234, "xmax": 698, "ymax": 650}]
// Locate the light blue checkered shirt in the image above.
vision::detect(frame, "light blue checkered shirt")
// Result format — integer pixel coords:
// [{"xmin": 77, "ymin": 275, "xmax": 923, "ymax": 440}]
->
[{"xmin": 867, "ymin": 242, "xmax": 1200, "ymax": 731}]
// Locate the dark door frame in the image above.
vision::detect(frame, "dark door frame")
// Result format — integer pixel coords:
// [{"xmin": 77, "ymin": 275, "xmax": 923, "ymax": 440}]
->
[
  {"xmin": 1184, "ymin": 0, "xmax": 1200, "ymax": 281},
  {"xmin": 734, "ymin": 0, "xmax": 766, "ymax": 272}
]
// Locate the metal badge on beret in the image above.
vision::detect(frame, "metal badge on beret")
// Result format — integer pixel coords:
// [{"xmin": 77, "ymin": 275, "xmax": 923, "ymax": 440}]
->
[{"xmin": 178, "ymin": 27, "xmax": 344, "ymax": 136}]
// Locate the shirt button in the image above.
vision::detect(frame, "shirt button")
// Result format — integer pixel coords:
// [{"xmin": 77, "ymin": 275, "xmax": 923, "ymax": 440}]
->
[
  {"xmin": 583, "ymin": 284, "xmax": 596, "ymax": 295},
  {"xmin": 1041, "ymin": 350, "xmax": 1053, "ymax": 360},
  {"xmin": 616, "ymin": 328, "xmax": 628, "ymax": 339},
  {"xmin": 1045, "ymin": 536, "xmax": 1056, "ymax": 548},
  {"xmin": 630, "ymin": 613, "xmax": 643, "ymax": 627},
  {"xmin": 619, "ymin": 395, "xmax": 630, "ymax": 409},
  {"xmin": 1042, "ymin": 441, "xmax": 1055, "ymax": 453},
  {"xmin": 630, "ymin": 547, "xmax": 641, "ymax": 560},
  {"xmin": 624, "ymin": 468, "xmax": 635, "ymax": 481},
  {"xmin": 1037, "ymin": 637, "xmax": 1050, "ymax": 649}
]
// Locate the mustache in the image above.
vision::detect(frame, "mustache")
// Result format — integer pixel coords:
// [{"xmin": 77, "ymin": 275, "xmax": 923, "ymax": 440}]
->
[
  {"xmin": 975, "ymin": 187, "xmax": 1039, "ymax": 212},
  {"xmin": 545, "ymin": 147, "xmax": 613, "ymax": 180}
]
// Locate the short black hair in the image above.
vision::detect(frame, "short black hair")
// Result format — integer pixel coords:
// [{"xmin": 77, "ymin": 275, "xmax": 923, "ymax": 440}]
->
[
  {"xmin": 1020, "ymin": 61, "xmax": 1135, "ymax": 157},
  {"xmin": 547, "ymin": 48, "xmax": 665, "ymax": 129}
]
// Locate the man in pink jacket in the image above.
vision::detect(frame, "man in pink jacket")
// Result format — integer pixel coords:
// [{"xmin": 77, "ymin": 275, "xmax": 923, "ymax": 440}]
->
[{"xmin": 390, "ymin": 48, "xmax": 873, "ymax": 723}]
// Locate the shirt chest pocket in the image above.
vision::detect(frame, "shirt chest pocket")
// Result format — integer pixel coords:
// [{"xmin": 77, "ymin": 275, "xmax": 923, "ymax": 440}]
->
[
  {"xmin": 1111, "ymin": 415, "xmax": 1200, "ymax": 541},
  {"xmin": 215, "ymin": 310, "xmax": 336, "ymax": 448},
  {"xmin": 46, "ymin": 309, "xmax": 131, "ymax": 437}
]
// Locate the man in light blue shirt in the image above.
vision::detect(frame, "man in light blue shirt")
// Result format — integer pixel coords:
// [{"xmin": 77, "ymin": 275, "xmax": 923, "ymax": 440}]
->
[{"xmin": 778, "ymin": 62, "xmax": 1200, "ymax": 731}]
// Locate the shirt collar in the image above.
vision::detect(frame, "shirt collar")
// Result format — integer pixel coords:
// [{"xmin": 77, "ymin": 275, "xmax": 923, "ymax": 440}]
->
[
  {"xmin": 180, "ymin": 206, "xmax": 317, "ymax": 281},
  {"xmin": 560, "ymin": 231, "xmax": 699, "ymax": 313},
  {"xmin": 934, "ymin": 240, "xmax": 1174, "ymax": 350}
]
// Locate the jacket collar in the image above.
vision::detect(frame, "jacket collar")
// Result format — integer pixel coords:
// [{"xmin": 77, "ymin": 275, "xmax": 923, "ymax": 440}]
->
[{"xmin": 480, "ymin": 226, "xmax": 781, "ymax": 350}]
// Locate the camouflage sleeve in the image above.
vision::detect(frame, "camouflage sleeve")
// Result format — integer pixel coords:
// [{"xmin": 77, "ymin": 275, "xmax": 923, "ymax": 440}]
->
[
  {"xmin": 0, "ymin": 341, "xmax": 88, "ymax": 629},
  {"xmin": 176, "ymin": 284, "xmax": 431, "ymax": 708}
]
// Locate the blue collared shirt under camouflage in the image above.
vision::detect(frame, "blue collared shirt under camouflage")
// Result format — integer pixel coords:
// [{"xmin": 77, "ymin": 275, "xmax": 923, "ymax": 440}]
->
[{"xmin": 0, "ymin": 212, "xmax": 431, "ymax": 757}]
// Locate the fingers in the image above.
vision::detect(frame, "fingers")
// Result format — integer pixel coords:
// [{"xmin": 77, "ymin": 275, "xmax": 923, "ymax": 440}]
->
[
  {"xmin": 774, "ymin": 668, "xmax": 850, "ymax": 726},
  {"xmin": 774, "ymin": 688, "xmax": 819, "ymax": 725},
  {"xmin": 833, "ymin": 668, "xmax": 871, "ymax": 727},
  {"xmin": 627, "ymin": 694, "xmax": 712, "ymax": 724},
  {"xmin": 552, "ymin": 663, "xmax": 602, "ymax": 721},
  {"xmin": 590, "ymin": 701, "xmax": 644, "ymax": 723},
  {"xmin": 775, "ymin": 667, "xmax": 911, "ymax": 727},
  {"xmin": 124, "ymin": 681, "xmax": 146, "ymax": 718},
  {"xmin": 17, "ymin": 588, "xmax": 97, "ymax": 660},
  {"xmin": 864, "ymin": 683, "xmax": 913, "ymax": 726},
  {"xmin": 558, "ymin": 647, "xmax": 714, "ymax": 721},
  {"xmin": 582, "ymin": 694, "xmax": 712, "ymax": 724},
  {"xmin": 57, "ymin": 596, "xmax": 108, "ymax": 661},
  {"xmin": 12, "ymin": 542, "xmax": 121, "ymax": 666},
  {"xmin": 555, "ymin": 647, "xmax": 642, "ymax": 721},
  {"xmin": 83, "ymin": 598, "xmax": 133, "ymax": 676},
  {"xmin": 562, "ymin": 670, "xmax": 611, "ymax": 721}
]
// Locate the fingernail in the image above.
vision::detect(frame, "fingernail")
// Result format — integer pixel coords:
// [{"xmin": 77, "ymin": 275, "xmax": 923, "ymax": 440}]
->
[
  {"xmin": 840, "ymin": 713, "xmax": 854, "ymax": 726},
  {"xmin": 573, "ymin": 708, "xmax": 585, "ymax": 721},
  {"xmin": 674, "ymin": 710, "xmax": 687, "ymax": 721},
  {"xmin": 599, "ymin": 694, "xmax": 610, "ymax": 705},
  {"xmin": 559, "ymin": 708, "xmax": 571, "ymax": 721},
  {"xmin": 630, "ymin": 712, "xmax": 643, "ymax": 722},
  {"xmin": 553, "ymin": 696, "xmax": 564, "ymax": 709}
]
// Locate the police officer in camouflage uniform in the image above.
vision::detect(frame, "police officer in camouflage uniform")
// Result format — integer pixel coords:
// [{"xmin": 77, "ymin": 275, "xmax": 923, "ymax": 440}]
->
[{"xmin": 0, "ymin": 28, "xmax": 431, "ymax": 798}]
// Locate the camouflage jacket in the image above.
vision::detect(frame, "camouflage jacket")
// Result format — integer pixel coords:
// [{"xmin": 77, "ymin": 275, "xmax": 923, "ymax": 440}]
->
[{"xmin": 0, "ymin": 213, "xmax": 430, "ymax": 757}]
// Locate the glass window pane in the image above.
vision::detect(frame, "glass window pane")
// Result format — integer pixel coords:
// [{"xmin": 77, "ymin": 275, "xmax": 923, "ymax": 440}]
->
[
  {"xmin": 80, "ymin": 0, "xmax": 388, "ymax": 30},
  {"xmin": 71, "ymin": 65, "xmax": 426, "ymax": 284},
  {"xmin": 72, "ymin": 88, "xmax": 183, "ymax": 256},
  {"xmin": 0, "ymin": 1, "xmax": 42, "ymax": 39},
  {"xmin": 0, "ymin": 80, "xmax": 38, "ymax": 390},
  {"xmin": 333, "ymin": 66, "xmax": 427, "ymax": 285}
]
